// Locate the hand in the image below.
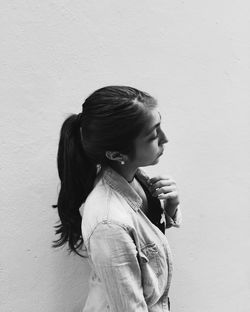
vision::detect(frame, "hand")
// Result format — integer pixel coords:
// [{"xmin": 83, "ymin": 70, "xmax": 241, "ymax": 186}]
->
[{"xmin": 149, "ymin": 175, "xmax": 180, "ymax": 211}]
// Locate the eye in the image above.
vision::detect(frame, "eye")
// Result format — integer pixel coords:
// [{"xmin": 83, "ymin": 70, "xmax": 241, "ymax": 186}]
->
[{"xmin": 149, "ymin": 129, "xmax": 160, "ymax": 141}]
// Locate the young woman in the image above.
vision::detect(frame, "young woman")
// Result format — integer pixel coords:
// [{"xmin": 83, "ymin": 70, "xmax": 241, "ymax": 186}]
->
[{"xmin": 53, "ymin": 86, "xmax": 181, "ymax": 312}]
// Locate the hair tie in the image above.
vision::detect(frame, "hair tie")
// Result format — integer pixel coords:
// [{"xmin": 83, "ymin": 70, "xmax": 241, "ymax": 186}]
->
[
  {"xmin": 77, "ymin": 113, "xmax": 84, "ymax": 147},
  {"xmin": 77, "ymin": 112, "xmax": 82, "ymax": 124}
]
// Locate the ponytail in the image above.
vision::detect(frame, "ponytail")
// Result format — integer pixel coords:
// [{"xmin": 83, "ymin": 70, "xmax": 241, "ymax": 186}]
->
[
  {"xmin": 53, "ymin": 86, "xmax": 157, "ymax": 256},
  {"xmin": 53, "ymin": 114, "xmax": 96, "ymax": 256}
]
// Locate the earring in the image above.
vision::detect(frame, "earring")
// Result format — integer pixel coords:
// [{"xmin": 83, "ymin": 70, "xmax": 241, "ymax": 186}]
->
[{"xmin": 120, "ymin": 160, "xmax": 125, "ymax": 165}]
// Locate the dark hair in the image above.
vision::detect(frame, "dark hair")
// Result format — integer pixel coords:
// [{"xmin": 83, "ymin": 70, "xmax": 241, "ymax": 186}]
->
[{"xmin": 53, "ymin": 86, "xmax": 157, "ymax": 256}]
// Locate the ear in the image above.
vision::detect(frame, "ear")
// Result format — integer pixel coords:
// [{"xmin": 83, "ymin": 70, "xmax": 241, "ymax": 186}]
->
[{"xmin": 105, "ymin": 151, "xmax": 127, "ymax": 163}]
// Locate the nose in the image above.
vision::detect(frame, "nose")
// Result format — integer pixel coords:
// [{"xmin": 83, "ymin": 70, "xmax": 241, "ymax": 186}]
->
[{"xmin": 159, "ymin": 128, "xmax": 168, "ymax": 145}]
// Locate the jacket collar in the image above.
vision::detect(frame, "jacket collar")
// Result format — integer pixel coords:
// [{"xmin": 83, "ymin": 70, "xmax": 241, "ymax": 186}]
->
[{"xmin": 101, "ymin": 166, "xmax": 151, "ymax": 212}]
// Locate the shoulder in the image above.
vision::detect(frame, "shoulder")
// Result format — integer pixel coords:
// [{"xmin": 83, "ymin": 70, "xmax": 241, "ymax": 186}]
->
[{"xmin": 81, "ymin": 177, "xmax": 135, "ymax": 241}]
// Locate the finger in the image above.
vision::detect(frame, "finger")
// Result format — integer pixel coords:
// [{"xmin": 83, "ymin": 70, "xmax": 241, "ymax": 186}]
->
[
  {"xmin": 158, "ymin": 191, "xmax": 179, "ymax": 200},
  {"xmin": 151, "ymin": 179, "xmax": 176, "ymax": 190},
  {"xmin": 149, "ymin": 175, "xmax": 172, "ymax": 184},
  {"xmin": 152, "ymin": 186, "xmax": 176, "ymax": 197}
]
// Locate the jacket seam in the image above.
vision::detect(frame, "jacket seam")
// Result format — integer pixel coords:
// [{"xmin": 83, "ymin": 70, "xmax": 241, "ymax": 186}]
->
[{"xmin": 86, "ymin": 219, "xmax": 133, "ymax": 243}]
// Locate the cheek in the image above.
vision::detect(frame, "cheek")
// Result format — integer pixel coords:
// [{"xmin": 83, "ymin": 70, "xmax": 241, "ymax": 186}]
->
[
  {"xmin": 133, "ymin": 140, "xmax": 159, "ymax": 162},
  {"xmin": 148, "ymin": 140, "xmax": 159, "ymax": 150},
  {"xmin": 144, "ymin": 141, "xmax": 159, "ymax": 157}
]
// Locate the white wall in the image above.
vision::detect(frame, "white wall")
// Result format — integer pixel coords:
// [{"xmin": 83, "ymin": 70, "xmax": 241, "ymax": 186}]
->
[{"xmin": 1, "ymin": 1, "xmax": 250, "ymax": 311}]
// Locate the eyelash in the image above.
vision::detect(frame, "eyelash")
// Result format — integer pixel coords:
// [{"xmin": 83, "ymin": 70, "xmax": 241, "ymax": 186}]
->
[{"xmin": 150, "ymin": 131, "xmax": 160, "ymax": 141}]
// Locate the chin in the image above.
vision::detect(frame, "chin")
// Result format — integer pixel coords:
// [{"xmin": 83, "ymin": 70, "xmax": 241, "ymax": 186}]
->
[
  {"xmin": 150, "ymin": 158, "xmax": 160, "ymax": 166},
  {"xmin": 140, "ymin": 155, "xmax": 161, "ymax": 167}
]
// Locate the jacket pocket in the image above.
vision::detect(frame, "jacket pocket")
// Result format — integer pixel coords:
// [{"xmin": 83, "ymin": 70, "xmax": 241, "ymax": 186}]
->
[{"xmin": 140, "ymin": 243, "xmax": 162, "ymax": 277}]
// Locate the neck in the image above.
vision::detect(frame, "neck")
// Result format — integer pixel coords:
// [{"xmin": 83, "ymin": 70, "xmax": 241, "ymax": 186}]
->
[{"xmin": 109, "ymin": 163, "xmax": 137, "ymax": 183}]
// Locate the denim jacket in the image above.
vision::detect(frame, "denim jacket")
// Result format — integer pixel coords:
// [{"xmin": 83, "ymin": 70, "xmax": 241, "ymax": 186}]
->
[{"xmin": 80, "ymin": 166, "xmax": 181, "ymax": 312}]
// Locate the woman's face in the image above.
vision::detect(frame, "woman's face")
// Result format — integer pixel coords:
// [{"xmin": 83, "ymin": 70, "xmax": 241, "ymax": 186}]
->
[{"xmin": 128, "ymin": 108, "xmax": 168, "ymax": 168}]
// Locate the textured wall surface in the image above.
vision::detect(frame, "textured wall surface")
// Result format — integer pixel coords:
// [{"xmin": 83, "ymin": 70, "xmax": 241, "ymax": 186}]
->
[{"xmin": 1, "ymin": 1, "xmax": 250, "ymax": 311}]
